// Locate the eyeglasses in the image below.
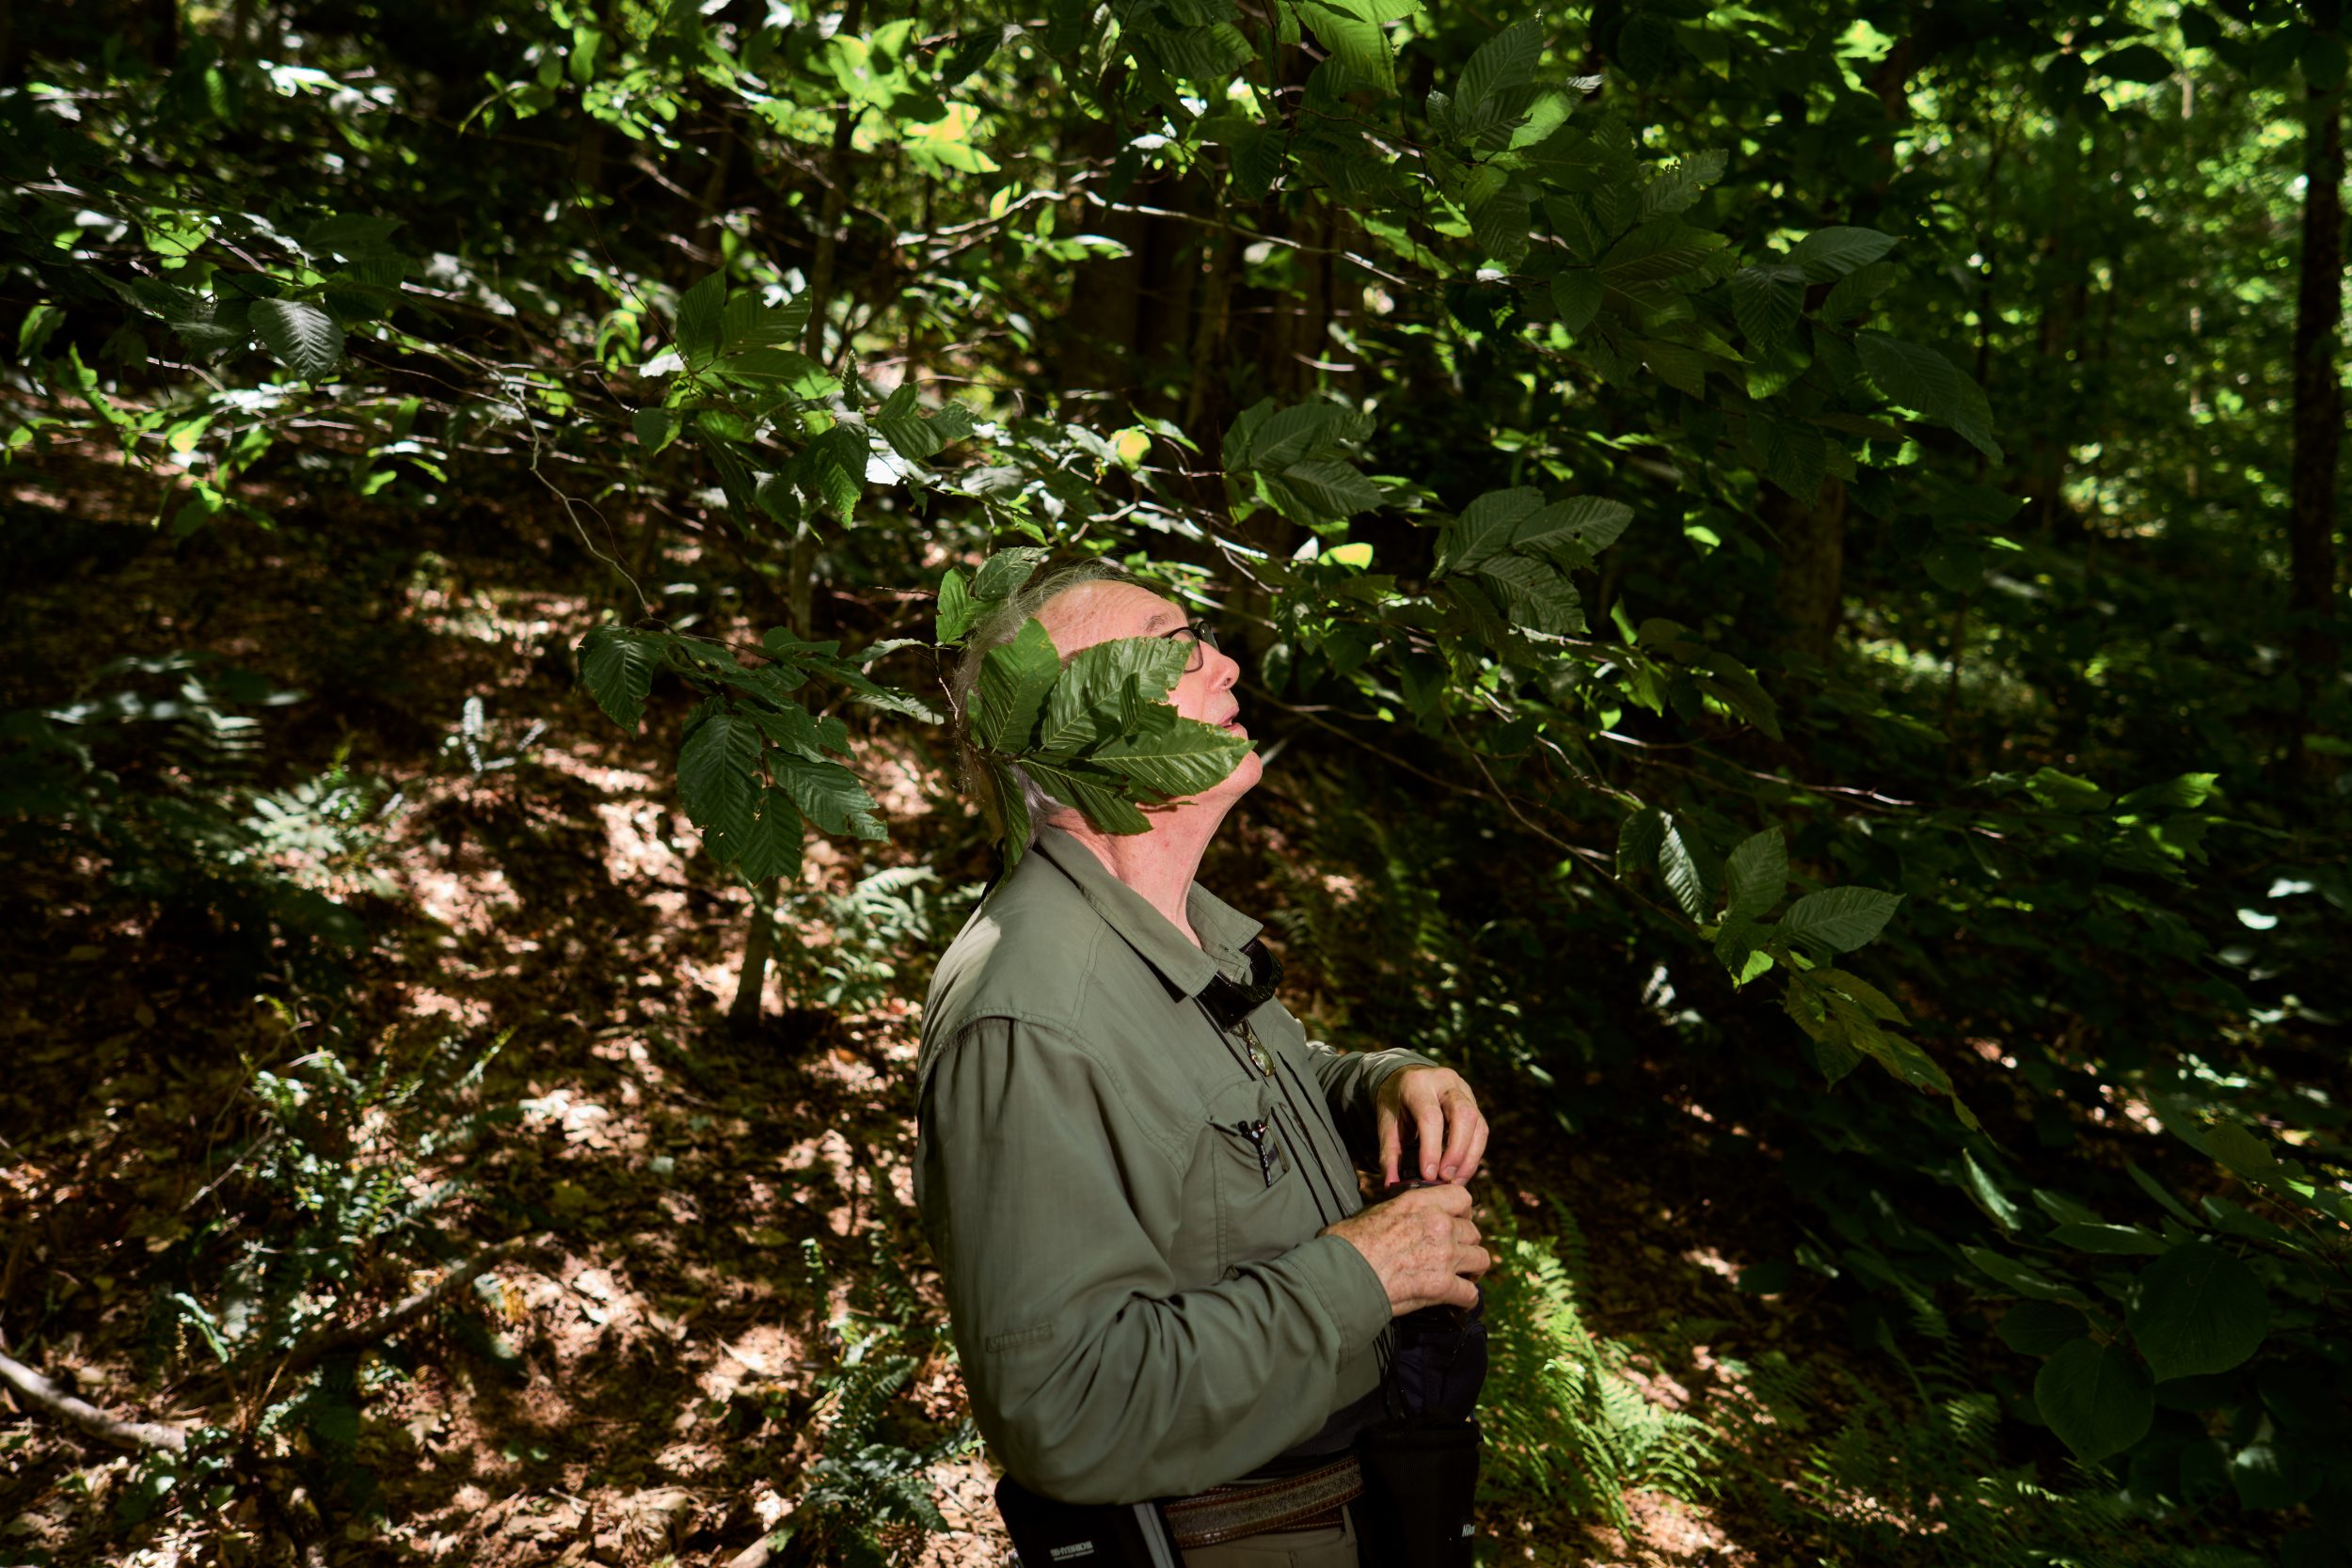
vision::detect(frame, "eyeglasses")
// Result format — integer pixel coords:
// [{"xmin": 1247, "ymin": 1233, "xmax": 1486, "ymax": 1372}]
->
[{"xmin": 1158, "ymin": 619, "xmax": 1220, "ymax": 673}]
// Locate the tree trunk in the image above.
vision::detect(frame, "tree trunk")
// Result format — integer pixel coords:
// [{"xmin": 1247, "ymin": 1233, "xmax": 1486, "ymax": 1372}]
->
[
  {"xmin": 731, "ymin": 883, "xmax": 778, "ymax": 1030},
  {"xmin": 1765, "ymin": 475, "xmax": 1847, "ymax": 665},
  {"xmin": 2288, "ymin": 79, "xmax": 2344, "ymax": 779}
]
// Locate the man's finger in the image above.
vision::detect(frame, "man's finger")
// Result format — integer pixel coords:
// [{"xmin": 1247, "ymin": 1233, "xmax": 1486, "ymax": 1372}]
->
[
  {"xmin": 1415, "ymin": 1100, "xmax": 1445, "ymax": 1181},
  {"xmin": 1377, "ymin": 1110, "xmax": 1402, "ymax": 1187},
  {"xmin": 1456, "ymin": 1117, "xmax": 1489, "ymax": 1185},
  {"xmin": 1438, "ymin": 1093, "xmax": 1480, "ymax": 1181},
  {"xmin": 1420, "ymin": 1182, "xmax": 1470, "ymax": 1215}
]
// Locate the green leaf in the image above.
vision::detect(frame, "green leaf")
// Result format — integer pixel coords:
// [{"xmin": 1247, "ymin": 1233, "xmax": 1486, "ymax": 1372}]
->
[
  {"xmin": 1614, "ymin": 9, "xmax": 1677, "ymax": 81},
  {"xmin": 578, "ymin": 626, "xmax": 660, "ymax": 732},
  {"xmin": 1516, "ymin": 496, "xmax": 1633, "ymax": 560},
  {"xmin": 170, "ymin": 297, "xmax": 251, "ymax": 357},
  {"xmin": 775, "ymin": 754, "xmax": 886, "ymax": 840},
  {"xmin": 1637, "ymin": 339, "xmax": 1708, "ymax": 399},
  {"xmin": 1475, "ymin": 554, "xmax": 1581, "ymax": 635},
  {"xmin": 1437, "ymin": 487, "xmax": 1543, "ymax": 578},
  {"xmin": 1788, "ymin": 226, "xmax": 1898, "ymax": 283},
  {"xmin": 1239, "ymin": 401, "xmax": 1362, "ymax": 470},
  {"xmin": 872, "ymin": 383, "xmax": 940, "ymax": 460},
  {"xmin": 1037, "ymin": 636, "xmax": 1189, "ymax": 756},
  {"xmin": 1025, "ymin": 758, "xmax": 1151, "ymax": 834},
  {"xmin": 746, "ymin": 702, "xmax": 839, "ymax": 761},
  {"xmin": 675, "ymin": 272, "xmax": 725, "ymax": 368},
  {"xmin": 935, "ymin": 570, "xmax": 974, "ymax": 645},
  {"xmin": 2200, "ymin": 1121, "xmax": 2285, "ymax": 1187},
  {"xmin": 1641, "ymin": 150, "xmax": 1727, "ymax": 218},
  {"xmin": 723, "ymin": 289, "xmax": 810, "ymax": 352},
  {"xmin": 2035, "ymin": 1338, "xmax": 2153, "ymax": 1465},
  {"xmin": 972, "ymin": 546, "xmax": 1048, "ymax": 603},
  {"xmin": 716, "ymin": 347, "xmax": 829, "ymax": 387},
  {"xmin": 2126, "ymin": 1162, "xmax": 2203, "ymax": 1229},
  {"xmin": 1715, "ymin": 915, "xmax": 1771, "ymax": 984},
  {"xmin": 1962, "ymin": 1149, "xmax": 2022, "ymax": 1233},
  {"xmin": 677, "ymin": 706, "xmax": 761, "ymax": 847},
  {"xmin": 1963, "ymin": 1245, "xmax": 2085, "ymax": 1302},
  {"xmin": 1471, "ymin": 185, "xmax": 1533, "ymax": 271},
  {"xmin": 1551, "ymin": 271, "xmax": 1603, "ymax": 334},
  {"xmin": 1728, "ymin": 263, "xmax": 1804, "ymax": 352},
  {"xmin": 1855, "ymin": 331, "xmax": 2003, "ymax": 460},
  {"xmin": 2127, "ymin": 1243, "xmax": 2270, "ymax": 1382},
  {"xmin": 1819, "ymin": 259, "xmax": 1897, "ymax": 325},
  {"xmin": 1780, "ymin": 886, "xmax": 1902, "ymax": 954},
  {"xmin": 2117, "ymin": 772, "xmax": 2219, "ymax": 813},
  {"xmin": 249, "ymin": 299, "xmax": 344, "ymax": 378},
  {"xmin": 1722, "ymin": 829, "xmax": 1785, "ymax": 921},
  {"xmin": 1295, "ymin": 0, "xmax": 1396, "ymax": 92},
  {"xmin": 1998, "ymin": 1300, "xmax": 2088, "ymax": 1355},
  {"xmin": 974, "ymin": 617, "xmax": 1060, "ymax": 752},
  {"xmin": 735, "ymin": 787, "xmax": 804, "ymax": 882},
  {"xmin": 1616, "ymin": 806, "xmax": 1663, "ymax": 882},
  {"xmin": 1657, "ymin": 816, "xmax": 1708, "ymax": 921},
  {"xmin": 2053, "ymin": 1223, "xmax": 2169, "ymax": 1256},
  {"xmin": 2231, "ymin": 1424, "xmax": 2324, "ymax": 1510},
  {"xmin": 632, "ymin": 407, "xmax": 679, "ymax": 454},
  {"xmin": 1280, "ymin": 459, "xmax": 1387, "ymax": 517},
  {"xmin": 1092, "ymin": 718, "xmax": 1254, "ymax": 799},
  {"xmin": 989, "ymin": 761, "xmax": 1032, "ymax": 861},
  {"xmin": 1816, "ymin": 968, "xmax": 1905, "ymax": 1023},
  {"xmin": 2201, "ymin": 1196, "xmax": 2296, "ymax": 1249},
  {"xmin": 1454, "ymin": 19, "xmax": 1541, "ymax": 115},
  {"xmin": 1600, "ymin": 219, "xmax": 1727, "ymax": 297},
  {"xmin": 793, "ymin": 425, "xmax": 866, "ymax": 521}
]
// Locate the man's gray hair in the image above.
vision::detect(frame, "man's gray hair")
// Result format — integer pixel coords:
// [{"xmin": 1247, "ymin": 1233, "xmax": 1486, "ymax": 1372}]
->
[{"xmin": 949, "ymin": 560, "xmax": 1136, "ymax": 847}]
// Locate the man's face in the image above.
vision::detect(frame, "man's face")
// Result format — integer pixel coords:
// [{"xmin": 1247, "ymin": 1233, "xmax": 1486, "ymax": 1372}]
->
[{"xmin": 1037, "ymin": 580, "xmax": 1263, "ymax": 803}]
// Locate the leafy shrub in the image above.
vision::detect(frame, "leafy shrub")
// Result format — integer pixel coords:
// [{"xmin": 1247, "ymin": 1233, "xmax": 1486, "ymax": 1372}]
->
[
  {"xmin": 1480, "ymin": 1202, "xmax": 1712, "ymax": 1532},
  {"xmin": 128, "ymin": 1020, "xmax": 520, "ymax": 1526},
  {"xmin": 1, "ymin": 652, "xmax": 396, "ymax": 962},
  {"xmin": 771, "ymin": 1317, "xmax": 977, "ymax": 1568},
  {"xmin": 771, "ymin": 865, "xmax": 977, "ymax": 1014}
]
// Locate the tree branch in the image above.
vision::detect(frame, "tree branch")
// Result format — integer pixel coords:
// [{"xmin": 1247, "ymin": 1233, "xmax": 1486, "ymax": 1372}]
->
[{"xmin": 0, "ymin": 1349, "xmax": 189, "ymax": 1452}]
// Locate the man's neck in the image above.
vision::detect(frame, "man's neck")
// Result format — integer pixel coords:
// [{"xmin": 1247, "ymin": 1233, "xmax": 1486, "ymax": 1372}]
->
[{"xmin": 1057, "ymin": 804, "xmax": 1230, "ymax": 948}]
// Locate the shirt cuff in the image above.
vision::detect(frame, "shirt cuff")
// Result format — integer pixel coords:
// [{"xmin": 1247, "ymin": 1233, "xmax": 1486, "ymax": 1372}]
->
[{"xmin": 1295, "ymin": 1232, "xmax": 1395, "ymax": 1352}]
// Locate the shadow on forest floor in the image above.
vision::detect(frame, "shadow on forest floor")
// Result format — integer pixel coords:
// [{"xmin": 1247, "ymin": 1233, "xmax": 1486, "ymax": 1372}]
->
[{"xmin": 3, "ymin": 458, "xmax": 1881, "ymax": 1568}]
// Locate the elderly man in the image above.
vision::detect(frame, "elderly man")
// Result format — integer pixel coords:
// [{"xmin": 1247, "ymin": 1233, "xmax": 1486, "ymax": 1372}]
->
[{"xmin": 915, "ymin": 565, "xmax": 1492, "ymax": 1566}]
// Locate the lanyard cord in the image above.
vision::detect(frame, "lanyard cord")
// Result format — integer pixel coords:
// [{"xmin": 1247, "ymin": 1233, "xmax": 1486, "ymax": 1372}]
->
[
  {"xmin": 1192, "ymin": 996, "xmax": 1349, "ymax": 1228},
  {"xmin": 1270, "ymin": 1049, "xmax": 1356, "ymax": 1216}
]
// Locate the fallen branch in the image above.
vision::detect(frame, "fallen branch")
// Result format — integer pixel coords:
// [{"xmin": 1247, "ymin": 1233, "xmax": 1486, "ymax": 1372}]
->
[
  {"xmin": 0, "ymin": 1349, "xmax": 189, "ymax": 1452},
  {"xmin": 272, "ymin": 1232, "xmax": 555, "ymax": 1381},
  {"xmin": 1, "ymin": 1233, "xmax": 556, "ymax": 1454}
]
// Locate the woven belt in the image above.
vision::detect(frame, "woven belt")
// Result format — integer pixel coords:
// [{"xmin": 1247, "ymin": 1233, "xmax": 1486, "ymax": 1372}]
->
[{"xmin": 1161, "ymin": 1455, "xmax": 1363, "ymax": 1548}]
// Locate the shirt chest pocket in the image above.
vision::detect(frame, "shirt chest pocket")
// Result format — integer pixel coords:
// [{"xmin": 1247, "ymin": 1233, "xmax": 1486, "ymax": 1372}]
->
[{"xmin": 1201, "ymin": 1078, "xmax": 1321, "ymax": 1277}]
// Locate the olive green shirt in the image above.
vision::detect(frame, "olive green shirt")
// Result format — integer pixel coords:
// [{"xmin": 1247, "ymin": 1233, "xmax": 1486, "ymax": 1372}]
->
[{"xmin": 914, "ymin": 827, "xmax": 1439, "ymax": 1504}]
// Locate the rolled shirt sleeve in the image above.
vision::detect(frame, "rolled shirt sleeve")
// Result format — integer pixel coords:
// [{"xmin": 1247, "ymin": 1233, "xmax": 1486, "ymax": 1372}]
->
[{"xmin": 918, "ymin": 1016, "xmax": 1393, "ymax": 1504}]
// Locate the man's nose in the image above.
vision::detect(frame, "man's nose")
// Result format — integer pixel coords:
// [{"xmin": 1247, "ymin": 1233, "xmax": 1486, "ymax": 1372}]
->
[{"xmin": 1208, "ymin": 640, "xmax": 1241, "ymax": 690}]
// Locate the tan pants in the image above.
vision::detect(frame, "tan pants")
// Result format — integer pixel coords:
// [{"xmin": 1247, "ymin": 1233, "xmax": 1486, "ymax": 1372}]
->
[{"xmin": 1178, "ymin": 1503, "xmax": 1359, "ymax": 1568}]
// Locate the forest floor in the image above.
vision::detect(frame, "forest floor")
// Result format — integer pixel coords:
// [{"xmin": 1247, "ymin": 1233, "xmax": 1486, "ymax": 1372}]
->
[{"xmin": 4, "ymin": 466, "xmax": 1862, "ymax": 1567}]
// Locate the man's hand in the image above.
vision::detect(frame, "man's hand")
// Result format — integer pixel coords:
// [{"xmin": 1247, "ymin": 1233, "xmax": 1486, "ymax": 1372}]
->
[
  {"xmin": 1375, "ymin": 1066, "xmax": 1488, "ymax": 1188},
  {"xmin": 1324, "ymin": 1184, "xmax": 1488, "ymax": 1315}
]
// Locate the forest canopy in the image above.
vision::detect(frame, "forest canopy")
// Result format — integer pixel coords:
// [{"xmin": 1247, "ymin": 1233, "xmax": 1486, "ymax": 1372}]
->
[{"xmin": 1, "ymin": 0, "xmax": 2347, "ymax": 1564}]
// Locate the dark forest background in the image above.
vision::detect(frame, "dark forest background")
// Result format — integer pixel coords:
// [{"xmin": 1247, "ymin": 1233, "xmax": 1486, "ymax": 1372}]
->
[{"xmin": 1, "ymin": 1, "xmax": 2347, "ymax": 1564}]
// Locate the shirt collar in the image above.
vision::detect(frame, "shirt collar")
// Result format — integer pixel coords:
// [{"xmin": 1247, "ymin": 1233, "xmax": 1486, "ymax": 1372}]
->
[{"xmin": 1032, "ymin": 827, "xmax": 1265, "ymax": 1001}]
